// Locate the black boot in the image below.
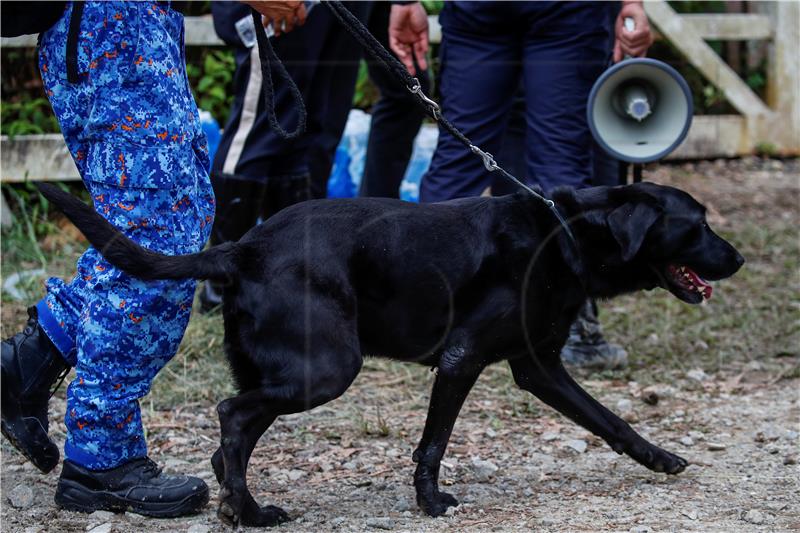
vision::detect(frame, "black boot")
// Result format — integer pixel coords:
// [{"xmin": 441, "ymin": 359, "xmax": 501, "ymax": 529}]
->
[
  {"xmin": 1, "ymin": 306, "xmax": 70, "ymax": 473},
  {"xmin": 55, "ymin": 457, "xmax": 209, "ymax": 517},
  {"xmin": 560, "ymin": 300, "xmax": 628, "ymax": 370}
]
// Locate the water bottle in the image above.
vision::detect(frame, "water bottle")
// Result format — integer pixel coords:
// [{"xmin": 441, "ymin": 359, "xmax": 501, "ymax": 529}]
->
[
  {"xmin": 327, "ymin": 146, "xmax": 355, "ymax": 198},
  {"xmin": 400, "ymin": 125, "xmax": 438, "ymax": 203},
  {"xmin": 198, "ymin": 109, "xmax": 222, "ymax": 162}
]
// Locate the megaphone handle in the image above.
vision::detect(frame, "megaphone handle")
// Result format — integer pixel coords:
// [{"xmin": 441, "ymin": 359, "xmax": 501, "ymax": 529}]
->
[
  {"xmin": 624, "ymin": 17, "xmax": 635, "ymax": 33},
  {"xmin": 623, "ymin": 17, "xmax": 635, "ymax": 60}
]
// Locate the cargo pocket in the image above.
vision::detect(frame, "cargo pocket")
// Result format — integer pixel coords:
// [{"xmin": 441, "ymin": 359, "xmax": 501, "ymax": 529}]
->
[{"xmin": 82, "ymin": 141, "xmax": 199, "ymax": 255}]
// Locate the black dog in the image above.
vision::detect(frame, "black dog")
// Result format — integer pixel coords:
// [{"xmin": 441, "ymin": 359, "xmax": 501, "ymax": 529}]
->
[{"xmin": 39, "ymin": 182, "xmax": 743, "ymax": 527}]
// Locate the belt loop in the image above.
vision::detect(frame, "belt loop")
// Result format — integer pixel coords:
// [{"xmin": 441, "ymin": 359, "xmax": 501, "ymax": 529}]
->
[{"xmin": 66, "ymin": 1, "xmax": 85, "ymax": 84}]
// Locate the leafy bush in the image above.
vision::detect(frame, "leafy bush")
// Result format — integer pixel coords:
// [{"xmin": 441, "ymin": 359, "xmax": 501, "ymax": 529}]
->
[
  {"xmin": 185, "ymin": 49, "xmax": 237, "ymax": 125},
  {"xmin": 0, "ymin": 96, "xmax": 60, "ymax": 137}
]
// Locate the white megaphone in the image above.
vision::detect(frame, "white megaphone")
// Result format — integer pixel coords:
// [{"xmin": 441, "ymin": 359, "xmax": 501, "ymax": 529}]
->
[{"xmin": 587, "ymin": 18, "xmax": 693, "ymax": 163}]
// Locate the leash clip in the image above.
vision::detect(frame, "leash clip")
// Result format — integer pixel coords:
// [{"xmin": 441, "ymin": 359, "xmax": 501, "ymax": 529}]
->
[
  {"xmin": 469, "ymin": 145, "xmax": 499, "ymax": 172},
  {"xmin": 408, "ymin": 78, "xmax": 441, "ymax": 119}
]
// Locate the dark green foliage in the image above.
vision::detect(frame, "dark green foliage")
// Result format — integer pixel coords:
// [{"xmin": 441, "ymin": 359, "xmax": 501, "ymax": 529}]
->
[
  {"xmin": 185, "ymin": 49, "xmax": 237, "ymax": 125},
  {"xmin": 0, "ymin": 96, "xmax": 60, "ymax": 137}
]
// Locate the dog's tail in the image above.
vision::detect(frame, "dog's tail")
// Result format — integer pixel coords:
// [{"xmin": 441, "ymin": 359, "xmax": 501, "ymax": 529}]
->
[{"xmin": 38, "ymin": 183, "xmax": 239, "ymax": 281}]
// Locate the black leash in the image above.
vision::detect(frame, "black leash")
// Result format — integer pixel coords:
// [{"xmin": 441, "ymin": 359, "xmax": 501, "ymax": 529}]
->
[
  {"xmin": 250, "ymin": 9, "xmax": 307, "ymax": 140},
  {"xmin": 321, "ymin": 1, "xmax": 582, "ymax": 258}
]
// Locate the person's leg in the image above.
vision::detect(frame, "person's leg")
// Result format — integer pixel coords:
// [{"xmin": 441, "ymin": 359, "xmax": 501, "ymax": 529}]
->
[
  {"xmin": 493, "ymin": 86, "xmax": 527, "ymax": 196},
  {"xmin": 202, "ymin": 4, "xmax": 337, "ymax": 308},
  {"xmin": 300, "ymin": 1, "xmax": 374, "ymax": 198},
  {"xmin": 420, "ymin": 3, "xmax": 521, "ymax": 202},
  {"xmin": 521, "ymin": 2, "xmax": 612, "ymax": 193},
  {"xmin": 210, "ymin": 2, "xmax": 333, "ymax": 210},
  {"xmin": 360, "ymin": 2, "xmax": 429, "ymax": 199},
  {"xmin": 592, "ymin": 138, "xmax": 623, "ymax": 187},
  {"xmin": 19, "ymin": 1, "xmax": 211, "ymax": 514},
  {"xmin": 203, "ymin": 10, "xmax": 270, "ymax": 309},
  {"xmin": 517, "ymin": 3, "xmax": 626, "ymax": 369}
]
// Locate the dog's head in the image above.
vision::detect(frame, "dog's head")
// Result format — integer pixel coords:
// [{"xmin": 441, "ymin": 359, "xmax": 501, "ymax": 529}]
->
[{"xmin": 555, "ymin": 183, "xmax": 745, "ymax": 303}]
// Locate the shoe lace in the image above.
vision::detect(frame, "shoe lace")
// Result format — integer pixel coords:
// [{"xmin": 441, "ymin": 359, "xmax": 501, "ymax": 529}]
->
[
  {"xmin": 141, "ymin": 458, "xmax": 163, "ymax": 478},
  {"xmin": 48, "ymin": 366, "xmax": 70, "ymax": 399},
  {"xmin": 16, "ymin": 307, "xmax": 72, "ymax": 399}
]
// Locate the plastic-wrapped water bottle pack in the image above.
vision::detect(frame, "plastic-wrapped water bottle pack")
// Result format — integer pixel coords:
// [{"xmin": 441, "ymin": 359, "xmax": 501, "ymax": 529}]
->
[{"xmin": 328, "ymin": 109, "xmax": 438, "ymax": 202}]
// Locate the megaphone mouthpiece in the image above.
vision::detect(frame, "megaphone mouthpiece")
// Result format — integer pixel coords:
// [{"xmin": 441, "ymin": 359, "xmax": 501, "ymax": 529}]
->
[
  {"xmin": 621, "ymin": 84, "xmax": 652, "ymax": 121},
  {"xmin": 587, "ymin": 58, "xmax": 693, "ymax": 163}
]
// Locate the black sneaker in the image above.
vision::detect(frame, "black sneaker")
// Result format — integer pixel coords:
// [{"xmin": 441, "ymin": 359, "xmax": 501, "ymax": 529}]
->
[
  {"xmin": 55, "ymin": 458, "xmax": 209, "ymax": 517},
  {"xmin": 1, "ymin": 306, "xmax": 70, "ymax": 473},
  {"xmin": 561, "ymin": 300, "xmax": 628, "ymax": 370}
]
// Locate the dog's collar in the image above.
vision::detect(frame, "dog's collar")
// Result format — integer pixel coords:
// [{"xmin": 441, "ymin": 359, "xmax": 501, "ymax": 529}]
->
[{"xmin": 549, "ymin": 200, "xmax": 589, "ymax": 291}]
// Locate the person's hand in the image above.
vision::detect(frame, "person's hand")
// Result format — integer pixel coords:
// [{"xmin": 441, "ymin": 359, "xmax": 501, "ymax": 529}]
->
[
  {"xmin": 613, "ymin": 1, "xmax": 654, "ymax": 62},
  {"xmin": 244, "ymin": 1, "xmax": 307, "ymax": 36},
  {"xmin": 389, "ymin": 2, "xmax": 429, "ymax": 76}
]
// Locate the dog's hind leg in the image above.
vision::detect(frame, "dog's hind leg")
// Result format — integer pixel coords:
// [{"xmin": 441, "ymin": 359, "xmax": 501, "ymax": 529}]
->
[
  {"xmin": 216, "ymin": 391, "xmax": 288, "ymax": 528},
  {"xmin": 413, "ymin": 346, "xmax": 483, "ymax": 517},
  {"xmin": 216, "ymin": 344, "xmax": 362, "ymax": 525},
  {"xmin": 509, "ymin": 356, "xmax": 688, "ymax": 474}
]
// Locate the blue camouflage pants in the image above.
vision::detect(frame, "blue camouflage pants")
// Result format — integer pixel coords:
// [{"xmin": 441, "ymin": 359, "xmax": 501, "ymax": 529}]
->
[{"xmin": 35, "ymin": 1, "xmax": 214, "ymax": 470}]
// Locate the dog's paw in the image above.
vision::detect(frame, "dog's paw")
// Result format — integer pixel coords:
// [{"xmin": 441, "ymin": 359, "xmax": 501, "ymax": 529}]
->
[
  {"xmin": 632, "ymin": 443, "xmax": 689, "ymax": 474},
  {"xmin": 418, "ymin": 491, "xmax": 459, "ymax": 517},
  {"xmin": 217, "ymin": 483, "xmax": 244, "ymax": 527},
  {"xmin": 241, "ymin": 503, "xmax": 291, "ymax": 527}
]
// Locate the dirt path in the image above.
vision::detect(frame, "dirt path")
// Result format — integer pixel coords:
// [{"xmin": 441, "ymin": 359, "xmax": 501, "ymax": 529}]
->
[
  {"xmin": 2, "ymin": 364, "xmax": 798, "ymax": 532},
  {"xmin": 2, "ymin": 157, "xmax": 798, "ymax": 531}
]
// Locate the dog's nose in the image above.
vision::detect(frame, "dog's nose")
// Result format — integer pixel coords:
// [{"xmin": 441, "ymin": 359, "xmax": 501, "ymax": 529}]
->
[{"xmin": 735, "ymin": 252, "xmax": 745, "ymax": 268}]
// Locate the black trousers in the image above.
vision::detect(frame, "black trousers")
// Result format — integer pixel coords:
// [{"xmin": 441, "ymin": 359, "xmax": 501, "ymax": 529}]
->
[
  {"xmin": 359, "ymin": 4, "xmax": 429, "ymax": 199},
  {"xmin": 208, "ymin": 2, "xmax": 428, "ymax": 249}
]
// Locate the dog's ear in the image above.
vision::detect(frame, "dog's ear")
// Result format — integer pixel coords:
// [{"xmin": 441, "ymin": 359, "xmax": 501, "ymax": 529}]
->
[{"xmin": 607, "ymin": 202, "xmax": 660, "ymax": 262}]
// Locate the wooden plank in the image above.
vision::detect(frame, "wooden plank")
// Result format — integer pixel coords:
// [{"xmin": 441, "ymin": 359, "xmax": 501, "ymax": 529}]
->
[
  {"xmin": 428, "ymin": 15, "xmax": 441, "ymax": 45},
  {"xmin": 1, "ymin": 191, "xmax": 14, "ymax": 227},
  {"xmin": 766, "ymin": 1, "xmax": 800, "ymax": 153},
  {"xmin": 183, "ymin": 15, "xmax": 224, "ymax": 46},
  {"xmin": 0, "ymin": 134, "xmax": 80, "ymax": 183},
  {"xmin": 645, "ymin": 1, "xmax": 771, "ymax": 118},
  {"xmin": 0, "ymin": 12, "xmax": 777, "ymax": 49},
  {"xmin": 1, "ymin": 15, "xmax": 224, "ymax": 48},
  {"xmin": 681, "ymin": 14, "xmax": 773, "ymax": 41},
  {"xmin": 666, "ymin": 115, "xmax": 747, "ymax": 159},
  {"xmin": 0, "ymin": 34, "xmax": 38, "ymax": 48},
  {"xmin": 0, "ymin": 117, "xmax": 752, "ymax": 188}
]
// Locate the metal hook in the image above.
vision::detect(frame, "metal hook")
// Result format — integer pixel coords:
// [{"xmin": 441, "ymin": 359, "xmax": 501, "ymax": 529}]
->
[
  {"xmin": 469, "ymin": 145, "xmax": 498, "ymax": 172},
  {"xmin": 408, "ymin": 78, "xmax": 441, "ymax": 119}
]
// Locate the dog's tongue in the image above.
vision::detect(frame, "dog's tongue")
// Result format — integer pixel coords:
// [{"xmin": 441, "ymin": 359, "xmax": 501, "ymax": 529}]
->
[{"xmin": 686, "ymin": 267, "xmax": 712, "ymax": 300}]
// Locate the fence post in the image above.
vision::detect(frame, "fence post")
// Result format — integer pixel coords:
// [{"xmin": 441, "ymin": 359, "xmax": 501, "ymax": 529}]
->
[{"xmin": 767, "ymin": 1, "xmax": 800, "ymax": 153}]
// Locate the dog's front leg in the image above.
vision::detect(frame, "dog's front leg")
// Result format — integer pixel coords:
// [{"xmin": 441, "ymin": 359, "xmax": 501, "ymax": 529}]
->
[
  {"xmin": 413, "ymin": 352, "xmax": 482, "ymax": 517},
  {"xmin": 509, "ymin": 356, "xmax": 688, "ymax": 475}
]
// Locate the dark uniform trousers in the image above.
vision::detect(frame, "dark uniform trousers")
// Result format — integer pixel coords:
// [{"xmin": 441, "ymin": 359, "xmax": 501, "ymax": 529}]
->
[
  {"xmin": 421, "ymin": 1, "xmax": 616, "ymax": 202},
  {"xmin": 208, "ymin": 1, "xmax": 429, "ymax": 250}
]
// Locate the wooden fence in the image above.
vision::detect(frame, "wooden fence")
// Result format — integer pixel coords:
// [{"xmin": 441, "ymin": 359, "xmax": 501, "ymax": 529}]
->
[{"xmin": 1, "ymin": 1, "xmax": 797, "ymax": 196}]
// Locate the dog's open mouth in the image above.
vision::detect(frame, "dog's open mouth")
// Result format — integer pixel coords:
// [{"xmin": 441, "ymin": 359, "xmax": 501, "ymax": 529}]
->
[{"xmin": 665, "ymin": 265, "xmax": 712, "ymax": 303}]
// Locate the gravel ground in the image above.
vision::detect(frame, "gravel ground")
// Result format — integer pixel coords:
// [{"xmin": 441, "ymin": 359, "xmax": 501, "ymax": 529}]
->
[
  {"xmin": 2, "ymin": 367, "xmax": 798, "ymax": 532},
  {"xmin": 2, "ymin": 157, "xmax": 798, "ymax": 532}
]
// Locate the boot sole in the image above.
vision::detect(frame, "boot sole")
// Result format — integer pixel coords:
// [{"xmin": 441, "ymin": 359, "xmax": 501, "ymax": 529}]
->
[
  {"xmin": 55, "ymin": 478, "xmax": 210, "ymax": 518},
  {"xmin": 1, "ymin": 418, "xmax": 58, "ymax": 474}
]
